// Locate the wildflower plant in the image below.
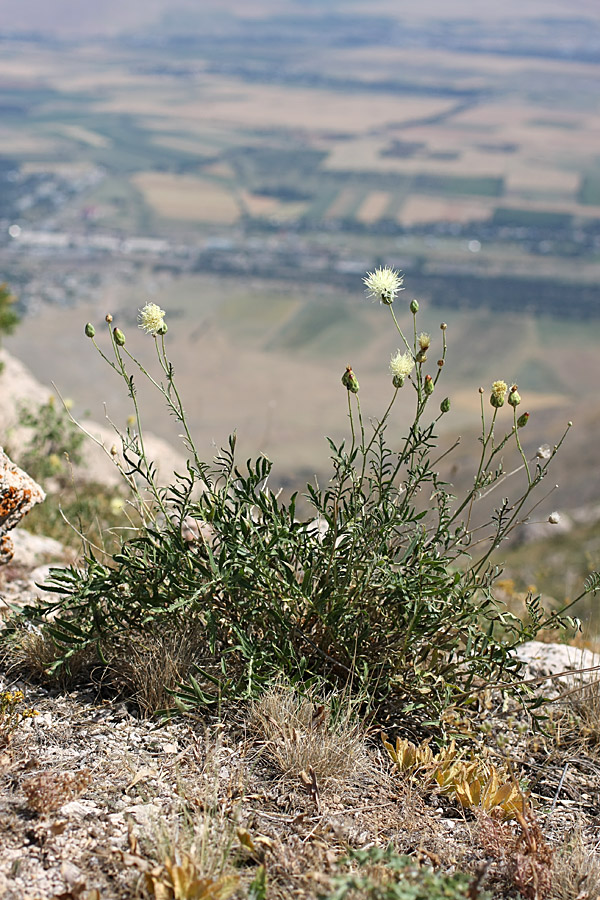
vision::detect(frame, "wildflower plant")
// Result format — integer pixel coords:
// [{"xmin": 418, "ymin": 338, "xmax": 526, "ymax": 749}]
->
[{"xmin": 6, "ymin": 283, "xmax": 598, "ymax": 732}]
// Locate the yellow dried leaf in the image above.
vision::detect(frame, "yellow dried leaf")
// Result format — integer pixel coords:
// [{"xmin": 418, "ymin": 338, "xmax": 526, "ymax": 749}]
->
[{"xmin": 237, "ymin": 827, "xmax": 257, "ymax": 853}]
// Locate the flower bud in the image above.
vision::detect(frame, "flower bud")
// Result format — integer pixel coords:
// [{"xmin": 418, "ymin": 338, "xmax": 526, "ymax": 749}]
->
[
  {"xmin": 341, "ymin": 365, "xmax": 359, "ymax": 393},
  {"xmin": 84, "ymin": 322, "xmax": 95, "ymax": 338},
  {"xmin": 517, "ymin": 412, "xmax": 530, "ymax": 429},
  {"xmin": 437, "ymin": 359, "xmax": 444, "ymax": 368},
  {"xmin": 113, "ymin": 327, "xmax": 125, "ymax": 346},
  {"xmin": 424, "ymin": 374, "xmax": 434, "ymax": 396},
  {"xmin": 105, "ymin": 313, "xmax": 113, "ymax": 323},
  {"xmin": 156, "ymin": 322, "xmax": 168, "ymax": 336},
  {"xmin": 440, "ymin": 397, "xmax": 451, "ymax": 414},
  {"xmin": 410, "ymin": 298, "xmax": 419, "ymax": 314},
  {"xmin": 440, "ymin": 322, "xmax": 447, "ymax": 331},
  {"xmin": 508, "ymin": 385, "xmax": 521, "ymax": 407}
]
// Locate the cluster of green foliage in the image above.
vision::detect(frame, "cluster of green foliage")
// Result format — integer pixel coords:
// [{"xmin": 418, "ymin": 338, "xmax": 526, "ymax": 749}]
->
[
  {"xmin": 320, "ymin": 847, "xmax": 489, "ymax": 900},
  {"xmin": 5, "ymin": 278, "xmax": 596, "ymax": 731},
  {"xmin": 13, "ymin": 396, "xmax": 134, "ymax": 554},
  {"xmin": 0, "ymin": 283, "xmax": 20, "ymax": 371},
  {"xmin": 18, "ymin": 396, "xmax": 85, "ymax": 484}
]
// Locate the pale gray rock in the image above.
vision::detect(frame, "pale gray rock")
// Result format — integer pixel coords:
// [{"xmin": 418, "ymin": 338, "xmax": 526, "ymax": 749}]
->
[
  {"xmin": 515, "ymin": 640, "xmax": 600, "ymax": 695},
  {"xmin": 10, "ymin": 529, "xmax": 65, "ymax": 568}
]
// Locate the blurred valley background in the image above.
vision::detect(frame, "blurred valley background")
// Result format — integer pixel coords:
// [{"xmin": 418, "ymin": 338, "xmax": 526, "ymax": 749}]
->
[{"xmin": 0, "ymin": 0, "xmax": 599, "ymax": 626}]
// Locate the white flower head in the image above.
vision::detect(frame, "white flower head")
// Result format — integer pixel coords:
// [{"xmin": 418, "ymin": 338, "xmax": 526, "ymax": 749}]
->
[
  {"xmin": 390, "ymin": 350, "xmax": 415, "ymax": 387},
  {"xmin": 363, "ymin": 267, "xmax": 404, "ymax": 305},
  {"xmin": 548, "ymin": 511, "xmax": 561, "ymax": 525},
  {"xmin": 138, "ymin": 302, "xmax": 166, "ymax": 335},
  {"xmin": 536, "ymin": 444, "xmax": 552, "ymax": 460}
]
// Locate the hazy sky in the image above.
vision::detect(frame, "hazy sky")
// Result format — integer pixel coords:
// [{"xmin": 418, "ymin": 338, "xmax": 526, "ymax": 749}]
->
[{"xmin": 1, "ymin": 0, "xmax": 599, "ymax": 38}]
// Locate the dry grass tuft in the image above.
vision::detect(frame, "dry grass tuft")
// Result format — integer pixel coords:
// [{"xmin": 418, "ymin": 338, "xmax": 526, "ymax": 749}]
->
[
  {"xmin": 3, "ymin": 629, "xmax": 92, "ymax": 689},
  {"xmin": 112, "ymin": 624, "xmax": 206, "ymax": 716},
  {"xmin": 551, "ymin": 828, "xmax": 600, "ymax": 900},
  {"xmin": 251, "ymin": 686, "xmax": 366, "ymax": 785},
  {"xmin": 559, "ymin": 678, "xmax": 600, "ymax": 748}
]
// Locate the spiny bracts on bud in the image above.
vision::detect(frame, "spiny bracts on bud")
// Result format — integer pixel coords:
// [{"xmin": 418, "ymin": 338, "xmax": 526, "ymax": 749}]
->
[
  {"xmin": 490, "ymin": 380, "xmax": 508, "ymax": 408},
  {"xmin": 341, "ymin": 365, "xmax": 359, "ymax": 393},
  {"xmin": 410, "ymin": 298, "xmax": 419, "ymax": 314},
  {"xmin": 440, "ymin": 397, "xmax": 451, "ymax": 414},
  {"xmin": 517, "ymin": 412, "xmax": 530, "ymax": 429},
  {"xmin": 113, "ymin": 327, "xmax": 126, "ymax": 347},
  {"xmin": 84, "ymin": 323, "xmax": 95, "ymax": 338},
  {"xmin": 424, "ymin": 374, "xmax": 434, "ymax": 396},
  {"xmin": 508, "ymin": 385, "xmax": 521, "ymax": 407}
]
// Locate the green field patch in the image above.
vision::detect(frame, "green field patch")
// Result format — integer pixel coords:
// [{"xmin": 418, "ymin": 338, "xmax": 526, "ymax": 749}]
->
[
  {"xmin": 493, "ymin": 207, "xmax": 573, "ymax": 228},
  {"xmin": 513, "ymin": 357, "xmax": 567, "ymax": 394},
  {"xmin": 225, "ymin": 145, "xmax": 327, "ymax": 181},
  {"xmin": 305, "ymin": 185, "xmax": 341, "ymax": 221},
  {"xmin": 578, "ymin": 174, "xmax": 600, "ymax": 206},
  {"xmin": 85, "ymin": 175, "xmax": 154, "ymax": 232},
  {"xmin": 342, "ymin": 185, "xmax": 371, "ymax": 219},
  {"xmin": 269, "ymin": 301, "xmax": 340, "ymax": 350},
  {"xmin": 536, "ymin": 315, "xmax": 600, "ymax": 347},
  {"xmin": 307, "ymin": 313, "xmax": 372, "ymax": 357},
  {"xmin": 218, "ymin": 290, "xmax": 300, "ymax": 344},
  {"xmin": 383, "ymin": 189, "xmax": 408, "ymax": 219},
  {"xmin": 414, "ymin": 173, "xmax": 504, "ymax": 197},
  {"xmin": 528, "ymin": 118, "xmax": 580, "ymax": 130}
]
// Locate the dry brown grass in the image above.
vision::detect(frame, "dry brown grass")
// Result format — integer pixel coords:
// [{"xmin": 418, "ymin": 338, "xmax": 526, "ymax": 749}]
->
[
  {"xmin": 551, "ymin": 828, "xmax": 600, "ymax": 900},
  {"xmin": 132, "ymin": 172, "xmax": 240, "ymax": 223},
  {"xmin": 250, "ymin": 686, "xmax": 367, "ymax": 785},
  {"xmin": 2, "ymin": 630, "xmax": 92, "ymax": 690},
  {"xmin": 112, "ymin": 624, "xmax": 207, "ymax": 716},
  {"xmin": 355, "ymin": 191, "xmax": 390, "ymax": 224},
  {"xmin": 551, "ymin": 678, "xmax": 600, "ymax": 752}
]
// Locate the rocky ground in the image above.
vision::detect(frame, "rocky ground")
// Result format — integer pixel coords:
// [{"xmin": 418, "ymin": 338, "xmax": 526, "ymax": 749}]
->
[{"xmin": 1, "ymin": 532, "xmax": 600, "ymax": 900}]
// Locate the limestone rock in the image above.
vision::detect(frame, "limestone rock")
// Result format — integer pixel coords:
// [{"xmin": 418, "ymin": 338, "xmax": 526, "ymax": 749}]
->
[
  {"xmin": 10, "ymin": 528, "xmax": 65, "ymax": 568},
  {"xmin": 0, "ymin": 449, "xmax": 45, "ymax": 564},
  {"xmin": 515, "ymin": 640, "xmax": 600, "ymax": 695}
]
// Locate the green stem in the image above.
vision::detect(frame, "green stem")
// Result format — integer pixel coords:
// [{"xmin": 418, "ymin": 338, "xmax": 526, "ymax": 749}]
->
[
  {"xmin": 513, "ymin": 407, "xmax": 531, "ymax": 484},
  {"xmin": 347, "ymin": 390, "xmax": 356, "ymax": 453},
  {"xmin": 389, "ymin": 306, "xmax": 413, "ymax": 355}
]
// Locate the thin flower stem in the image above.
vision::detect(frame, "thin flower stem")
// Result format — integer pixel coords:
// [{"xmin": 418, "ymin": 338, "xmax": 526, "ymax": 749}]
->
[
  {"xmin": 389, "ymin": 306, "xmax": 413, "ymax": 355},
  {"xmin": 513, "ymin": 406, "xmax": 531, "ymax": 483},
  {"xmin": 157, "ymin": 334, "xmax": 209, "ymax": 481},
  {"xmin": 433, "ymin": 325, "xmax": 447, "ymax": 386},
  {"xmin": 347, "ymin": 390, "xmax": 356, "ymax": 453},
  {"xmin": 356, "ymin": 395, "xmax": 365, "ymax": 453}
]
